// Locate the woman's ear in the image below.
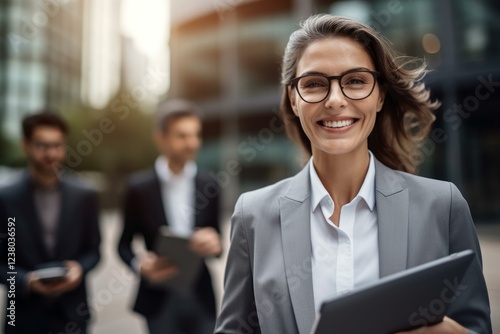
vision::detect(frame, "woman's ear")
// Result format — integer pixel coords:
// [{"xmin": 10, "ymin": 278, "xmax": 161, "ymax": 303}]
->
[
  {"xmin": 288, "ymin": 86, "xmax": 299, "ymax": 116},
  {"xmin": 376, "ymin": 86, "xmax": 386, "ymax": 112}
]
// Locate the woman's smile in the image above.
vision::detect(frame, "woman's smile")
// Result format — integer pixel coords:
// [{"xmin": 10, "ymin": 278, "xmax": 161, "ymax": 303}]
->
[{"xmin": 318, "ymin": 118, "xmax": 360, "ymax": 132}]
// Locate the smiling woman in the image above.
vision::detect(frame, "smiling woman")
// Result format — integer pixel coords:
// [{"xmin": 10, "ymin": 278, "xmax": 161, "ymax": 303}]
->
[
  {"xmin": 281, "ymin": 17, "xmax": 438, "ymax": 174},
  {"xmin": 287, "ymin": 37, "xmax": 386, "ymax": 165},
  {"xmin": 215, "ymin": 14, "xmax": 492, "ymax": 334}
]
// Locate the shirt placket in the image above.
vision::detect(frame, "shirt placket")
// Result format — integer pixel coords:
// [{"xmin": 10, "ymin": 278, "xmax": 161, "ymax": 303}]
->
[{"xmin": 335, "ymin": 200, "xmax": 356, "ymax": 295}]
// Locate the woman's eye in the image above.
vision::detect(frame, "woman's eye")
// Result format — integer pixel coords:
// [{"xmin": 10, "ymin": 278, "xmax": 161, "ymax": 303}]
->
[
  {"xmin": 344, "ymin": 77, "xmax": 366, "ymax": 85},
  {"xmin": 303, "ymin": 80, "xmax": 327, "ymax": 88}
]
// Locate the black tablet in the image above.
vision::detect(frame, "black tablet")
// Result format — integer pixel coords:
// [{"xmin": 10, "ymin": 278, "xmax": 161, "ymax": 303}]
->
[
  {"xmin": 33, "ymin": 266, "xmax": 68, "ymax": 283},
  {"xmin": 311, "ymin": 249, "xmax": 475, "ymax": 334},
  {"xmin": 153, "ymin": 226, "xmax": 202, "ymax": 292}
]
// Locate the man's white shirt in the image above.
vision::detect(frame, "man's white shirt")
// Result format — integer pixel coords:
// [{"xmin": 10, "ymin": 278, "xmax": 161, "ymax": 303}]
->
[{"xmin": 155, "ymin": 156, "xmax": 197, "ymax": 237}]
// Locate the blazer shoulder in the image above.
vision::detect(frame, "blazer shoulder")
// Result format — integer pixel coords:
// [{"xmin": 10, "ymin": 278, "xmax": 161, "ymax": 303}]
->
[
  {"xmin": 397, "ymin": 170, "xmax": 450, "ymax": 189},
  {"xmin": 190, "ymin": 169, "xmax": 214, "ymax": 188},
  {"xmin": 375, "ymin": 159, "xmax": 449, "ymax": 193},
  {"xmin": 0, "ymin": 180, "xmax": 21, "ymax": 198},
  {"xmin": 195, "ymin": 169, "xmax": 217, "ymax": 185},
  {"xmin": 0, "ymin": 169, "xmax": 25, "ymax": 191},
  {"xmin": 62, "ymin": 174, "xmax": 97, "ymax": 193},
  {"xmin": 0, "ymin": 172, "xmax": 32, "ymax": 204},
  {"xmin": 392, "ymin": 169, "xmax": 463, "ymax": 204},
  {"xmin": 375, "ymin": 159, "xmax": 463, "ymax": 206}
]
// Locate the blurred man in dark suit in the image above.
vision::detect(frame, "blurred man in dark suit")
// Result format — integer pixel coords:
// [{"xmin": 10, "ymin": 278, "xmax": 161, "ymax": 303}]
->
[
  {"xmin": 0, "ymin": 112, "xmax": 101, "ymax": 333},
  {"xmin": 118, "ymin": 99, "xmax": 222, "ymax": 334}
]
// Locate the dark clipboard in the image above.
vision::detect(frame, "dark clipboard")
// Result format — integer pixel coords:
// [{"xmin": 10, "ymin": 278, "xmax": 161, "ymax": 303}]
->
[
  {"xmin": 310, "ymin": 249, "xmax": 475, "ymax": 334},
  {"xmin": 153, "ymin": 226, "xmax": 202, "ymax": 292}
]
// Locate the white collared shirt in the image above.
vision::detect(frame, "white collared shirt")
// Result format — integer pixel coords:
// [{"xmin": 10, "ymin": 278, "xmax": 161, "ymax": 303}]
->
[
  {"xmin": 155, "ymin": 156, "xmax": 197, "ymax": 237},
  {"xmin": 309, "ymin": 151, "xmax": 379, "ymax": 313}
]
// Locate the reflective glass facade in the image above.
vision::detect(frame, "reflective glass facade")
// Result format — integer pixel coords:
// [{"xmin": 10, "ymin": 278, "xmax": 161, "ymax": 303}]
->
[{"xmin": 1, "ymin": 0, "xmax": 84, "ymax": 138}]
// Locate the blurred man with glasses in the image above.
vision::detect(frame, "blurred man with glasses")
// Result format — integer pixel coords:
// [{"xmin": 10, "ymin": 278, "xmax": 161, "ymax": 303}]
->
[{"xmin": 0, "ymin": 111, "xmax": 101, "ymax": 334}]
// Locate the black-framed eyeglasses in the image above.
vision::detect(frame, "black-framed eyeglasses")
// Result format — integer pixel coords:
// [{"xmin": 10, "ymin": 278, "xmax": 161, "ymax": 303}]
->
[
  {"xmin": 289, "ymin": 69, "xmax": 380, "ymax": 103},
  {"xmin": 30, "ymin": 141, "xmax": 65, "ymax": 152}
]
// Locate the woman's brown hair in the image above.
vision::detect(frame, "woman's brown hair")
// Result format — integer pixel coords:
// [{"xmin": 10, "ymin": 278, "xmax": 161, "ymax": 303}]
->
[{"xmin": 280, "ymin": 14, "xmax": 439, "ymax": 174}]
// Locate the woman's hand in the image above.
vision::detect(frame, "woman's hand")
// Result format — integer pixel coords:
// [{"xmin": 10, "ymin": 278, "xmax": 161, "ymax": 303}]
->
[{"xmin": 395, "ymin": 316, "xmax": 468, "ymax": 334}]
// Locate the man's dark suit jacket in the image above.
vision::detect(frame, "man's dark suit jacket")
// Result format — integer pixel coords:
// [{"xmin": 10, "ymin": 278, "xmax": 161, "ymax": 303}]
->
[
  {"xmin": 118, "ymin": 169, "xmax": 220, "ymax": 319},
  {"xmin": 0, "ymin": 172, "xmax": 101, "ymax": 333}
]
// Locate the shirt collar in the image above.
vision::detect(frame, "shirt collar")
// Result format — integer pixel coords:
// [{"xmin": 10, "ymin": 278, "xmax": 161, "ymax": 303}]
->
[
  {"xmin": 309, "ymin": 150, "xmax": 376, "ymax": 213},
  {"xmin": 155, "ymin": 155, "xmax": 197, "ymax": 184}
]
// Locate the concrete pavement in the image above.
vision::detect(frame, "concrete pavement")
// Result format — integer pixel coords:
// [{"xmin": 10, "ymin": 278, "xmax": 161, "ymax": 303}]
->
[{"xmin": 476, "ymin": 224, "xmax": 500, "ymax": 332}]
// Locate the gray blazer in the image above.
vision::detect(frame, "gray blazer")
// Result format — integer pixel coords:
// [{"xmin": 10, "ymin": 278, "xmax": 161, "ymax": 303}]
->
[{"xmin": 215, "ymin": 159, "xmax": 491, "ymax": 334}]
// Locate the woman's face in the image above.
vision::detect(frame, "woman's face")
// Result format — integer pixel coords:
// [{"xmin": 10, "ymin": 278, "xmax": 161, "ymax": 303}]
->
[{"xmin": 289, "ymin": 37, "xmax": 385, "ymax": 157}]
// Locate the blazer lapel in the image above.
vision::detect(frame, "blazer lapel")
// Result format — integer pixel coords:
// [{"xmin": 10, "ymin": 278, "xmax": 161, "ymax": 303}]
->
[
  {"xmin": 280, "ymin": 165, "xmax": 316, "ymax": 334},
  {"xmin": 193, "ymin": 174, "xmax": 204, "ymax": 228},
  {"xmin": 374, "ymin": 159, "xmax": 409, "ymax": 277},
  {"xmin": 53, "ymin": 179, "xmax": 74, "ymax": 259},
  {"xmin": 151, "ymin": 171, "xmax": 169, "ymax": 227}
]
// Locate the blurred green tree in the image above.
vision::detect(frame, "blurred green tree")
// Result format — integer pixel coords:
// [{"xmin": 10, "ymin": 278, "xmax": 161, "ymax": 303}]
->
[
  {"xmin": 64, "ymin": 89, "xmax": 158, "ymax": 175},
  {"xmin": 0, "ymin": 114, "xmax": 24, "ymax": 167},
  {"xmin": 62, "ymin": 88, "xmax": 159, "ymax": 207}
]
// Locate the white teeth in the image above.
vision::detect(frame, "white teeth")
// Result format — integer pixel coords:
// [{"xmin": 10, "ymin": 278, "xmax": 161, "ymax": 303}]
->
[{"xmin": 322, "ymin": 119, "xmax": 355, "ymax": 128}]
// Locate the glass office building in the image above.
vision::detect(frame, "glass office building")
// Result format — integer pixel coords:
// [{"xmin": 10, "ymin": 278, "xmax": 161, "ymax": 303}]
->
[
  {"xmin": 169, "ymin": 0, "xmax": 500, "ymax": 220},
  {"xmin": 0, "ymin": 0, "xmax": 84, "ymax": 139}
]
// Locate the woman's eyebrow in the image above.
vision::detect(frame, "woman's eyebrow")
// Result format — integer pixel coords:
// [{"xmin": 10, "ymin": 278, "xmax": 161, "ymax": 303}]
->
[
  {"xmin": 341, "ymin": 67, "xmax": 372, "ymax": 74},
  {"xmin": 297, "ymin": 71, "xmax": 327, "ymax": 77},
  {"xmin": 297, "ymin": 67, "xmax": 373, "ymax": 77}
]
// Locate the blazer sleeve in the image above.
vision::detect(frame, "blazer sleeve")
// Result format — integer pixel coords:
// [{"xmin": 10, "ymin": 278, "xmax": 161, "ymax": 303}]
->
[
  {"xmin": 215, "ymin": 195, "xmax": 262, "ymax": 334},
  {"xmin": 210, "ymin": 183, "xmax": 221, "ymax": 234},
  {"xmin": 118, "ymin": 185, "xmax": 139, "ymax": 269},
  {"xmin": 447, "ymin": 183, "xmax": 492, "ymax": 334}
]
